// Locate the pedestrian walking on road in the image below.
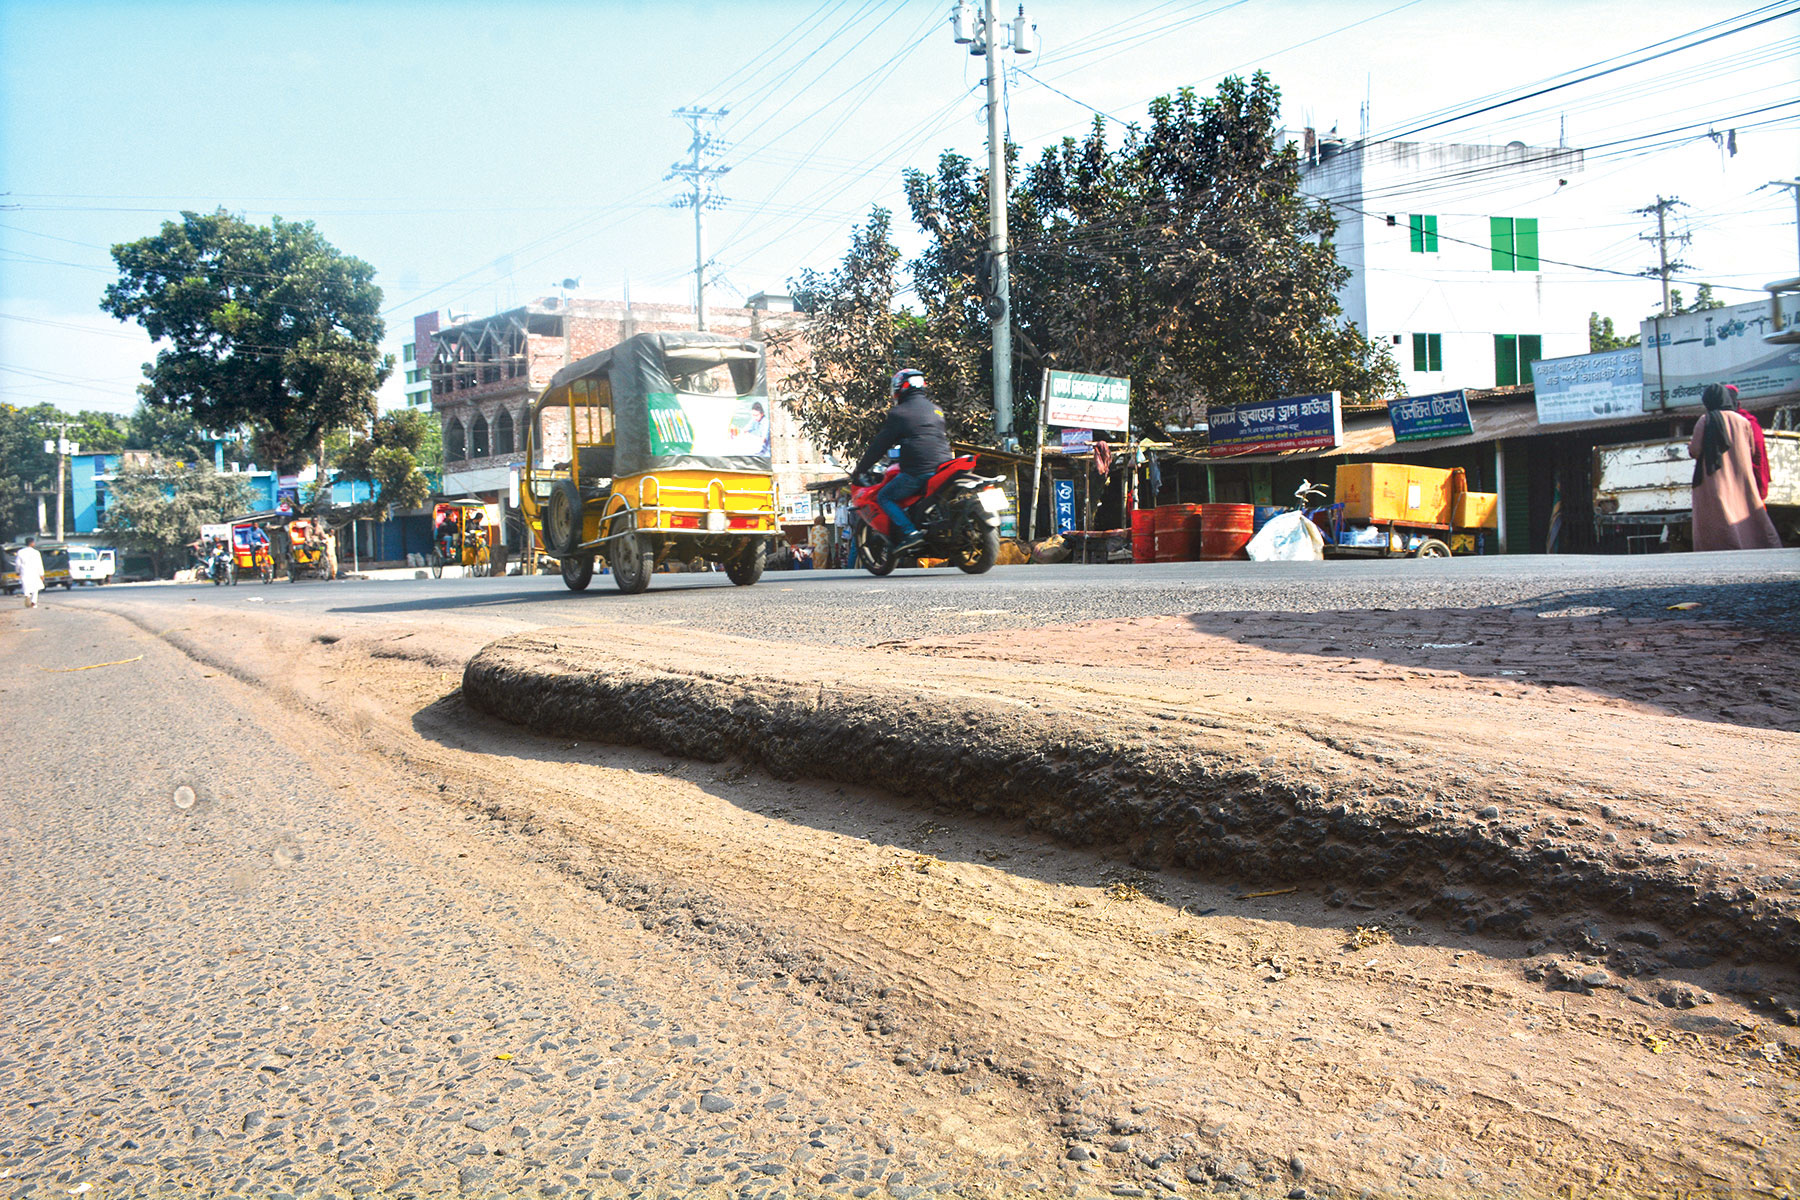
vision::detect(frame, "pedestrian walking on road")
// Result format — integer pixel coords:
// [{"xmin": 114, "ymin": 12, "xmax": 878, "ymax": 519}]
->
[
  {"xmin": 15, "ymin": 536, "xmax": 44, "ymax": 608},
  {"xmin": 809, "ymin": 512, "xmax": 832, "ymax": 570},
  {"xmin": 1689, "ymin": 382, "xmax": 1780, "ymax": 552},
  {"xmin": 1721, "ymin": 384, "xmax": 1772, "ymax": 501}
]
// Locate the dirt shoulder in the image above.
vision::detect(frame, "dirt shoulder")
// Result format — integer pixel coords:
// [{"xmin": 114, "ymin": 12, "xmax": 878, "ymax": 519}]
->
[
  {"xmin": 464, "ymin": 607, "xmax": 1800, "ymax": 994},
  {"xmin": 59, "ymin": 593, "xmax": 1800, "ymax": 1198}
]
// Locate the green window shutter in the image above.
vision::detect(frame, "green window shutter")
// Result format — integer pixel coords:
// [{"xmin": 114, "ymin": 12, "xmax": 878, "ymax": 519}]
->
[
  {"xmin": 1491, "ymin": 217, "xmax": 1514, "ymax": 271},
  {"xmin": 1412, "ymin": 333, "xmax": 1429, "ymax": 371},
  {"xmin": 1515, "ymin": 218, "xmax": 1539, "ymax": 271},
  {"xmin": 1409, "ymin": 215, "xmax": 1424, "ymax": 253},
  {"xmin": 1520, "ymin": 335, "xmax": 1542, "ymax": 384},
  {"xmin": 1424, "ymin": 215, "xmax": 1439, "ymax": 252},
  {"xmin": 1428, "ymin": 333, "xmax": 1443, "ymax": 372},
  {"xmin": 1494, "ymin": 334, "xmax": 1518, "ymax": 386}
]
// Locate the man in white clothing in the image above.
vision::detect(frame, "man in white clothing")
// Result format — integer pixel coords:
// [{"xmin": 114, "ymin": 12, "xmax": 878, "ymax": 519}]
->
[{"xmin": 15, "ymin": 536, "xmax": 44, "ymax": 608}]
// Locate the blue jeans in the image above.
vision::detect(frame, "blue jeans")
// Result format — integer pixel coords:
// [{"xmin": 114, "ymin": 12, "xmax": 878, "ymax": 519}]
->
[{"xmin": 875, "ymin": 471, "xmax": 927, "ymax": 538}]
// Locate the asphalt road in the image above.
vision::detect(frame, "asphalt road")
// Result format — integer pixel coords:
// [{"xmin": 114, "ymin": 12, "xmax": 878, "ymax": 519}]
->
[{"xmin": 73, "ymin": 548, "xmax": 1800, "ymax": 645}]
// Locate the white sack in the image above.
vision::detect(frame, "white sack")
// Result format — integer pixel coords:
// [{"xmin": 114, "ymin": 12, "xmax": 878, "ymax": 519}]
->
[{"xmin": 1244, "ymin": 510, "xmax": 1325, "ymax": 561}]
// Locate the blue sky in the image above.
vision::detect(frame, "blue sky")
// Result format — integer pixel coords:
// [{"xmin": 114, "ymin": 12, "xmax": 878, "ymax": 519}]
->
[{"xmin": 3, "ymin": 0, "xmax": 1796, "ymax": 415}]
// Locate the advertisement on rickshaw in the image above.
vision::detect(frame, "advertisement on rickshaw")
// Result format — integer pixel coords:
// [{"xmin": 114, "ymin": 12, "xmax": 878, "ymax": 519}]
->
[{"xmin": 646, "ymin": 392, "xmax": 771, "ymax": 458}]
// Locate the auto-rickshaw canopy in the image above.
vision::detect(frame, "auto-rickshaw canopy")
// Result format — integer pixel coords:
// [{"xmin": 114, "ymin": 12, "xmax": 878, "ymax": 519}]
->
[{"xmin": 536, "ymin": 331, "xmax": 771, "ymax": 478}]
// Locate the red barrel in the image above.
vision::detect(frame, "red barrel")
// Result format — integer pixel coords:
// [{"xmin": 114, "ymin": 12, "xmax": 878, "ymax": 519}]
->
[
  {"xmin": 1154, "ymin": 504, "xmax": 1202, "ymax": 561},
  {"xmin": 1199, "ymin": 503, "xmax": 1255, "ymax": 560},
  {"xmin": 1130, "ymin": 508, "xmax": 1156, "ymax": 563}
]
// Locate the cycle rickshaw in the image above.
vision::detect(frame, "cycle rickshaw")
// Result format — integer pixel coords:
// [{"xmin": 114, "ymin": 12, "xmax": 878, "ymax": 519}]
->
[{"xmin": 430, "ymin": 500, "xmax": 504, "ymax": 577}]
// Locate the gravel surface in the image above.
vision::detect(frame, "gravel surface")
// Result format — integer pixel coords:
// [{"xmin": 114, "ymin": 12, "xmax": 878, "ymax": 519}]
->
[{"xmin": 0, "ymin": 607, "xmax": 1071, "ymax": 1198}]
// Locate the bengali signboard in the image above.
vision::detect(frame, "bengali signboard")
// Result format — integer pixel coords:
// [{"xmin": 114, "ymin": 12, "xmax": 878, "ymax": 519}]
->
[
  {"xmin": 1045, "ymin": 370, "xmax": 1130, "ymax": 432},
  {"xmin": 1640, "ymin": 296, "xmax": 1800, "ymax": 409},
  {"xmin": 1053, "ymin": 478, "xmax": 1077, "ymax": 534},
  {"xmin": 1388, "ymin": 389, "xmax": 1474, "ymax": 442},
  {"xmin": 1531, "ymin": 349, "xmax": 1645, "ymax": 425},
  {"xmin": 1206, "ymin": 392, "xmax": 1342, "ymax": 457},
  {"xmin": 1059, "ymin": 428, "xmax": 1093, "ymax": 451}
]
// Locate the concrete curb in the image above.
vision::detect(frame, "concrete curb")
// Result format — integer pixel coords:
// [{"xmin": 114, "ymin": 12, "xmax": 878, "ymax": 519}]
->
[{"xmin": 463, "ymin": 631, "xmax": 1799, "ymax": 985}]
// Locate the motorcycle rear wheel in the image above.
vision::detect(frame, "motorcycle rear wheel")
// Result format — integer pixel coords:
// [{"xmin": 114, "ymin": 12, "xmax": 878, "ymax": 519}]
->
[{"xmin": 953, "ymin": 524, "xmax": 1000, "ymax": 574}]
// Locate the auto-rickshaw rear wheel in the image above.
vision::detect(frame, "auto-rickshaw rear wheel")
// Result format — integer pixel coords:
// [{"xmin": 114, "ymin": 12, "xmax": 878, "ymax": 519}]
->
[
  {"xmin": 609, "ymin": 514, "xmax": 653, "ymax": 595},
  {"xmin": 724, "ymin": 538, "xmax": 766, "ymax": 587},
  {"xmin": 1415, "ymin": 538, "xmax": 1452, "ymax": 559},
  {"xmin": 561, "ymin": 554, "xmax": 594, "ymax": 592},
  {"xmin": 429, "ymin": 552, "xmax": 444, "ymax": 578}
]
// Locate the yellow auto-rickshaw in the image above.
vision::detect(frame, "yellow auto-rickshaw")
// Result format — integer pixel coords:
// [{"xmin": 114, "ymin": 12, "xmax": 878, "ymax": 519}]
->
[
  {"xmin": 520, "ymin": 331, "xmax": 778, "ymax": 593},
  {"xmin": 430, "ymin": 500, "xmax": 504, "ymax": 577},
  {"xmin": 3, "ymin": 542, "xmax": 71, "ymax": 593}
]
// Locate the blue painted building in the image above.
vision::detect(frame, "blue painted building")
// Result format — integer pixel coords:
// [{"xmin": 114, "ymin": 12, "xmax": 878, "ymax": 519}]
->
[{"xmin": 70, "ymin": 452, "xmax": 282, "ymax": 534}]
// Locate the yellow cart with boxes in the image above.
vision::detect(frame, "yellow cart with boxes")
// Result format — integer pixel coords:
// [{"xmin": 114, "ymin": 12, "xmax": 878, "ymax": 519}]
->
[{"xmin": 1321, "ymin": 463, "xmax": 1498, "ymax": 558}]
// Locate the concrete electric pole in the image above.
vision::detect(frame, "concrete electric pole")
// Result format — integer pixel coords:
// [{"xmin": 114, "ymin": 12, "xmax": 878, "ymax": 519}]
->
[
  {"xmin": 669, "ymin": 108, "xmax": 730, "ymax": 333},
  {"xmin": 42, "ymin": 420, "xmax": 79, "ymax": 541},
  {"xmin": 1769, "ymin": 178, "xmax": 1800, "ymax": 275},
  {"xmin": 950, "ymin": 1, "xmax": 1037, "ymax": 448},
  {"xmin": 1636, "ymin": 196, "xmax": 1690, "ymax": 317}
]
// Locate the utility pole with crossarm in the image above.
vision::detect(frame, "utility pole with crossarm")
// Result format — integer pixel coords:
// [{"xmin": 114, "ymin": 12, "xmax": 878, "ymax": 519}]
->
[
  {"xmin": 668, "ymin": 108, "xmax": 730, "ymax": 333},
  {"xmin": 949, "ymin": 1, "xmax": 1037, "ymax": 449}
]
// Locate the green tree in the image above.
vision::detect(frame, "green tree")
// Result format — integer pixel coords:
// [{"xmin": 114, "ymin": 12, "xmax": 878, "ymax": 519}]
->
[
  {"xmin": 1588, "ymin": 312, "xmax": 1640, "ymax": 352},
  {"xmin": 101, "ymin": 209, "xmax": 392, "ymax": 474},
  {"xmin": 1007, "ymin": 76, "xmax": 1397, "ymax": 425},
  {"xmin": 99, "ymin": 461, "xmax": 256, "ymax": 577},
  {"xmin": 332, "ymin": 409, "xmax": 436, "ymax": 519},
  {"xmin": 1664, "ymin": 284, "xmax": 1725, "ymax": 316},
  {"xmin": 777, "ymin": 209, "xmax": 911, "ymax": 456},
  {"xmin": 787, "ymin": 74, "xmax": 1395, "ymax": 454}
]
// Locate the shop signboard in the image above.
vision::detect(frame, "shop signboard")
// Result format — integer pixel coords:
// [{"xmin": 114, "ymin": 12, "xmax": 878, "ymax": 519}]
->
[
  {"xmin": 1059, "ymin": 429, "xmax": 1093, "ymax": 450},
  {"xmin": 1640, "ymin": 295, "xmax": 1800, "ymax": 409},
  {"xmin": 1388, "ymin": 389, "xmax": 1473, "ymax": 442},
  {"xmin": 1531, "ymin": 349, "xmax": 1644, "ymax": 424},
  {"xmin": 1206, "ymin": 392, "xmax": 1342, "ymax": 456},
  {"xmin": 1045, "ymin": 371, "xmax": 1130, "ymax": 432},
  {"xmin": 1053, "ymin": 478, "xmax": 1077, "ymax": 534}
]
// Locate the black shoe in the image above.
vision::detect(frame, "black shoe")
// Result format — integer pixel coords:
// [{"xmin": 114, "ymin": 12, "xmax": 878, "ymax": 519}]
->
[{"xmin": 892, "ymin": 530, "xmax": 926, "ymax": 554}]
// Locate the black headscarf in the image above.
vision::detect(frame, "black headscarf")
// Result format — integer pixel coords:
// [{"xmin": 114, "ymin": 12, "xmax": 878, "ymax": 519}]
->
[{"xmin": 1694, "ymin": 383, "xmax": 1734, "ymax": 481}]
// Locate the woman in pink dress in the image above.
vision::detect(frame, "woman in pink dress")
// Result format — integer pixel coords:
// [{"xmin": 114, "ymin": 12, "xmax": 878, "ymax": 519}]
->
[{"xmin": 1689, "ymin": 383, "xmax": 1780, "ymax": 551}]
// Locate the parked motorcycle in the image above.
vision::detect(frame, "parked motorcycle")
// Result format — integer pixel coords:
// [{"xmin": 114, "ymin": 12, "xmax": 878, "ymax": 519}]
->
[{"xmin": 850, "ymin": 456, "xmax": 1006, "ymax": 576}]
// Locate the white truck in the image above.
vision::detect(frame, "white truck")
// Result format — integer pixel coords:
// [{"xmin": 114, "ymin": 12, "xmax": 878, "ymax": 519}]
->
[
  {"xmin": 1593, "ymin": 429, "xmax": 1798, "ymax": 548},
  {"xmin": 67, "ymin": 545, "xmax": 116, "ymax": 585}
]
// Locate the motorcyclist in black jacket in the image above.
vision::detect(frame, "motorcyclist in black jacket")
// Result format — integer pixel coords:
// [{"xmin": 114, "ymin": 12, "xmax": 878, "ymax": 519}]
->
[{"xmin": 852, "ymin": 369, "xmax": 954, "ymax": 553}]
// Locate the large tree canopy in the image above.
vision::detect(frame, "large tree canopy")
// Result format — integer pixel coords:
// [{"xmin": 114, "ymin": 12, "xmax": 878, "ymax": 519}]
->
[
  {"xmin": 789, "ymin": 73, "xmax": 1396, "ymax": 451},
  {"xmin": 101, "ymin": 210, "xmax": 391, "ymax": 469}
]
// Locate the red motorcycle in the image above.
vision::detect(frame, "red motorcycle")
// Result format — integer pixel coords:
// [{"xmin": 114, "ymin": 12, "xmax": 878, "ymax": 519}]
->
[{"xmin": 850, "ymin": 455, "xmax": 1007, "ymax": 576}]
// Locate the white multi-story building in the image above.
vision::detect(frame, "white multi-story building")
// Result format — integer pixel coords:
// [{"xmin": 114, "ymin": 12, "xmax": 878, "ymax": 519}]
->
[{"xmin": 1297, "ymin": 135, "xmax": 1590, "ymax": 394}]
